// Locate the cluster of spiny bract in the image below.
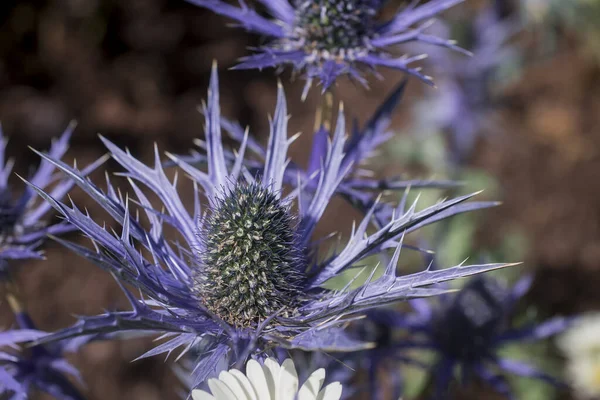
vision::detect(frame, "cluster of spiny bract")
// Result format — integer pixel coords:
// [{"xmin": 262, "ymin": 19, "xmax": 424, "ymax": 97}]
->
[
  {"xmin": 197, "ymin": 183, "xmax": 304, "ymax": 327},
  {"xmin": 292, "ymin": 0, "xmax": 375, "ymax": 61}
]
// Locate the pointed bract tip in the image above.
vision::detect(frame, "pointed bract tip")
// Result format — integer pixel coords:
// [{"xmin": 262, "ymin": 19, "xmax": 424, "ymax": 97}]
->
[
  {"xmin": 95, "ymin": 153, "xmax": 111, "ymax": 165},
  {"xmin": 66, "ymin": 120, "xmax": 78, "ymax": 130},
  {"xmin": 27, "ymin": 146, "xmax": 47, "ymax": 159},
  {"xmin": 507, "ymin": 262, "xmax": 524, "ymax": 267},
  {"xmin": 14, "ymin": 173, "xmax": 26, "ymax": 183}
]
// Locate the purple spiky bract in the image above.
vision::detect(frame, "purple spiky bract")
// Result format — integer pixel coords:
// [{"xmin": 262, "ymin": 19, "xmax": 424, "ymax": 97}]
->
[{"xmin": 0, "ymin": 124, "xmax": 104, "ymax": 277}]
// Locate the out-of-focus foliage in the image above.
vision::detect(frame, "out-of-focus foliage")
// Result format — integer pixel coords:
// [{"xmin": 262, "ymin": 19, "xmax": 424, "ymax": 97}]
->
[{"xmin": 522, "ymin": 0, "xmax": 600, "ymax": 61}]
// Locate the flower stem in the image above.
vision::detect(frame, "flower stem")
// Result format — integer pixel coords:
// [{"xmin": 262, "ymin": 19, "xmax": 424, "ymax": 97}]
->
[
  {"xmin": 314, "ymin": 89, "xmax": 335, "ymax": 133},
  {"xmin": 5, "ymin": 279, "xmax": 24, "ymax": 314}
]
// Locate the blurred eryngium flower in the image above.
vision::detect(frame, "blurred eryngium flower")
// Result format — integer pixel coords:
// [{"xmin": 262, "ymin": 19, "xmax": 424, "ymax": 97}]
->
[
  {"xmin": 192, "ymin": 357, "xmax": 342, "ymax": 400},
  {"xmin": 185, "ymin": 0, "xmax": 470, "ymax": 95},
  {"xmin": 0, "ymin": 125, "xmax": 102, "ymax": 276},
  {"xmin": 558, "ymin": 313, "xmax": 600, "ymax": 399},
  {"xmin": 392, "ymin": 276, "xmax": 570, "ymax": 398},
  {"xmin": 28, "ymin": 65, "xmax": 510, "ymax": 388},
  {"xmin": 0, "ymin": 310, "xmax": 87, "ymax": 400},
  {"xmin": 412, "ymin": 3, "xmax": 519, "ymax": 166}
]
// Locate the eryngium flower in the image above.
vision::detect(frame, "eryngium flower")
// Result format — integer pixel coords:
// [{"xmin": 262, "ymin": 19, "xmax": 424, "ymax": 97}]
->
[
  {"xmin": 412, "ymin": 3, "xmax": 519, "ymax": 165},
  {"xmin": 192, "ymin": 357, "xmax": 342, "ymax": 400},
  {"xmin": 0, "ymin": 124, "xmax": 103, "ymax": 276},
  {"xmin": 185, "ymin": 0, "xmax": 470, "ymax": 95},
  {"xmin": 0, "ymin": 311, "xmax": 87, "ymax": 400},
  {"xmin": 28, "ymin": 66, "xmax": 511, "ymax": 388},
  {"xmin": 392, "ymin": 275, "xmax": 571, "ymax": 398}
]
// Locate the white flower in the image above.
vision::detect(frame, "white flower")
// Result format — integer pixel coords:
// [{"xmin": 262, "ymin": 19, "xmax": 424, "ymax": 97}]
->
[
  {"xmin": 557, "ymin": 313, "xmax": 600, "ymax": 398},
  {"xmin": 192, "ymin": 357, "xmax": 343, "ymax": 400},
  {"xmin": 558, "ymin": 314, "xmax": 600, "ymax": 359}
]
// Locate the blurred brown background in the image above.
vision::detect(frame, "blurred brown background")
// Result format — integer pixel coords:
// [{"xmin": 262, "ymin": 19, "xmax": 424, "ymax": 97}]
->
[{"xmin": 1, "ymin": 0, "xmax": 600, "ymax": 399}]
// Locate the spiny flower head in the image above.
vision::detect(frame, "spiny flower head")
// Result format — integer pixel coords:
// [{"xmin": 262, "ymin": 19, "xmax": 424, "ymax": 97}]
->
[
  {"xmin": 290, "ymin": 0, "xmax": 377, "ymax": 58},
  {"xmin": 377, "ymin": 274, "xmax": 572, "ymax": 399},
  {"xmin": 186, "ymin": 0, "xmax": 470, "ymax": 95},
  {"xmin": 27, "ymin": 65, "xmax": 511, "ymax": 391},
  {"xmin": 197, "ymin": 183, "xmax": 304, "ymax": 326},
  {"xmin": 0, "ymin": 125, "xmax": 103, "ymax": 276}
]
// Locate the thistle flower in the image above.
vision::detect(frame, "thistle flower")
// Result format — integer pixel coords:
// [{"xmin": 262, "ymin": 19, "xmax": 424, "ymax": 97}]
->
[
  {"xmin": 557, "ymin": 313, "xmax": 600, "ymax": 399},
  {"xmin": 185, "ymin": 0, "xmax": 470, "ymax": 95},
  {"xmin": 27, "ymin": 65, "xmax": 511, "ymax": 389},
  {"xmin": 390, "ymin": 275, "xmax": 571, "ymax": 399},
  {"xmin": 412, "ymin": 2, "xmax": 519, "ymax": 165},
  {"xmin": 0, "ymin": 124, "xmax": 104, "ymax": 277},
  {"xmin": 0, "ymin": 308, "xmax": 87, "ymax": 400},
  {"xmin": 192, "ymin": 357, "xmax": 342, "ymax": 400}
]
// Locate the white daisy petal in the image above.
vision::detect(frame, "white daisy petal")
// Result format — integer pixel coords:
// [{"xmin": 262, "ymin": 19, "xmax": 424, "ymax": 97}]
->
[
  {"xmin": 230, "ymin": 369, "xmax": 258, "ymax": 400},
  {"xmin": 279, "ymin": 359, "xmax": 299, "ymax": 400},
  {"xmin": 198, "ymin": 358, "xmax": 342, "ymax": 400},
  {"xmin": 264, "ymin": 358, "xmax": 282, "ymax": 399},
  {"xmin": 298, "ymin": 368, "xmax": 326, "ymax": 400},
  {"xmin": 246, "ymin": 359, "xmax": 271, "ymax": 400},
  {"xmin": 316, "ymin": 382, "xmax": 342, "ymax": 400},
  {"xmin": 219, "ymin": 370, "xmax": 248, "ymax": 399},
  {"xmin": 192, "ymin": 389, "xmax": 216, "ymax": 400},
  {"xmin": 208, "ymin": 378, "xmax": 237, "ymax": 400}
]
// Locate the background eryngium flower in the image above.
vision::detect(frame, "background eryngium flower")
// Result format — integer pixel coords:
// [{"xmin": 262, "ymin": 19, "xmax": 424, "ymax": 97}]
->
[
  {"xmin": 410, "ymin": 3, "xmax": 520, "ymax": 167},
  {"xmin": 0, "ymin": 124, "xmax": 103, "ymax": 277},
  {"xmin": 0, "ymin": 310, "xmax": 87, "ymax": 400},
  {"xmin": 391, "ymin": 275, "xmax": 571, "ymax": 399},
  {"xmin": 27, "ymin": 65, "xmax": 512, "ymax": 390},
  {"xmin": 185, "ymin": 0, "xmax": 470, "ymax": 95}
]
